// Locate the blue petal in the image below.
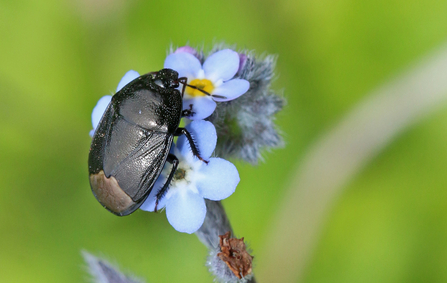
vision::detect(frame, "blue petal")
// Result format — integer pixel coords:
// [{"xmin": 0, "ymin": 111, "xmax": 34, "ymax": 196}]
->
[
  {"xmin": 164, "ymin": 52, "xmax": 202, "ymax": 79},
  {"xmin": 177, "ymin": 120, "xmax": 217, "ymax": 161},
  {"xmin": 139, "ymin": 174, "xmax": 168, "ymax": 212},
  {"xmin": 212, "ymin": 79, "xmax": 250, "ymax": 102},
  {"xmin": 166, "ymin": 189, "xmax": 206, "ymax": 234},
  {"xmin": 196, "ymin": 158, "xmax": 240, "ymax": 201},
  {"xmin": 116, "ymin": 70, "xmax": 140, "ymax": 92},
  {"xmin": 203, "ymin": 49, "xmax": 239, "ymax": 82},
  {"xmin": 90, "ymin": 95, "xmax": 112, "ymax": 136},
  {"xmin": 182, "ymin": 97, "xmax": 216, "ymax": 120}
]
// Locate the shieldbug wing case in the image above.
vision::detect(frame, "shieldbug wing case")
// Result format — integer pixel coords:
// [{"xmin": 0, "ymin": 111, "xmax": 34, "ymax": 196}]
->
[{"xmin": 88, "ymin": 69, "xmax": 183, "ymax": 216}]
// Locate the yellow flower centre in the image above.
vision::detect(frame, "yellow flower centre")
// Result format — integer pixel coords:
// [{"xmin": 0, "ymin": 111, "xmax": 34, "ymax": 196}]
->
[{"xmin": 186, "ymin": 79, "xmax": 214, "ymax": 97}]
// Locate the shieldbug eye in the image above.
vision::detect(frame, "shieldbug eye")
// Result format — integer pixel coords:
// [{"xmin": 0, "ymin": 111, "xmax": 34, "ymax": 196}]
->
[{"xmin": 154, "ymin": 79, "xmax": 164, "ymax": 88}]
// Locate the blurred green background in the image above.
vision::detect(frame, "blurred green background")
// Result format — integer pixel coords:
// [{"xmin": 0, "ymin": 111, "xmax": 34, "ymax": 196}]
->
[{"xmin": 1, "ymin": 0, "xmax": 447, "ymax": 282}]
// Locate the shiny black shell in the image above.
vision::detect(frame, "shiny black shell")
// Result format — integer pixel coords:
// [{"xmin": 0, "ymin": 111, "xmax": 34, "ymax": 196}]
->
[{"xmin": 88, "ymin": 69, "xmax": 182, "ymax": 216}]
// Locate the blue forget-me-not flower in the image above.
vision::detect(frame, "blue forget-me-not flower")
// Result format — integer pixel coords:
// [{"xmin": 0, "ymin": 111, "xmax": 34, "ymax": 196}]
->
[
  {"xmin": 140, "ymin": 120, "xmax": 240, "ymax": 234},
  {"xmin": 164, "ymin": 48, "xmax": 250, "ymax": 120}
]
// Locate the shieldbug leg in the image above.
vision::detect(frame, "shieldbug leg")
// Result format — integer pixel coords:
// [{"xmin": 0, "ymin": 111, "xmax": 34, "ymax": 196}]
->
[
  {"xmin": 175, "ymin": 128, "xmax": 208, "ymax": 164},
  {"xmin": 178, "ymin": 77, "xmax": 188, "ymax": 98},
  {"xmin": 154, "ymin": 153, "xmax": 179, "ymax": 212},
  {"xmin": 181, "ymin": 104, "xmax": 195, "ymax": 117}
]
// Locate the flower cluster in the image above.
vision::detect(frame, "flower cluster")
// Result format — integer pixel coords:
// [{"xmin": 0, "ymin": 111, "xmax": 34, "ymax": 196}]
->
[
  {"xmin": 90, "ymin": 45, "xmax": 284, "ymax": 235},
  {"xmin": 90, "ymin": 47, "xmax": 259, "ymax": 234}
]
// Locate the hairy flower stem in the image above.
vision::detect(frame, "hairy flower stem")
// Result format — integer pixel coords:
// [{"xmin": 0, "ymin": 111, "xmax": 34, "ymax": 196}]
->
[
  {"xmin": 195, "ymin": 200, "xmax": 256, "ymax": 283},
  {"xmin": 195, "ymin": 200, "xmax": 233, "ymax": 248}
]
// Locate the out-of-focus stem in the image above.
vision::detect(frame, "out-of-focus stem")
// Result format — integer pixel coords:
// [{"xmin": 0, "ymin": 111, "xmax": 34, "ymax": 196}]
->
[{"xmin": 258, "ymin": 42, "xmax": 447, "ymax": 283}]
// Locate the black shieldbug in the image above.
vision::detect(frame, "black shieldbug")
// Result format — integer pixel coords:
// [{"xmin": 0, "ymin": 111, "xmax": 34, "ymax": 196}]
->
[{"xmin": 88, "ymin": 68, "xmax": 205, "ymax": 216}]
